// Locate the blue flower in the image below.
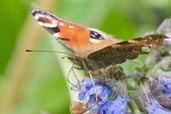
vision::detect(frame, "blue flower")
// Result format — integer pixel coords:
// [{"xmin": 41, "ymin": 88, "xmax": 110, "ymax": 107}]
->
[
  {"xmin": 73, "ymin": 78, "xmax": 128, "ymax": 114},
  {"xmin": 78, "ymin": 78, "xmax": 104, "ymax": 101},
  {"xmin": 161, "ymin": 77, "xmax": 171, "ymax": 95},
  {"xmin": 145, "ymin": 98, "xmax": 171, "ymax": 114},
  {"xmin": 78, "ymin": 78, "xmax": 112, "ymax": 104},
  {"xmin": 99, "ymin": 96, "xmax": 127, "ymax": 114}
]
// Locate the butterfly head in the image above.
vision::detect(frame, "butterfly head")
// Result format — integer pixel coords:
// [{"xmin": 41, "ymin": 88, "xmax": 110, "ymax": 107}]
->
[{"xmin": 32, "ymin": 10, "xmax": 117, "ymax": 56}]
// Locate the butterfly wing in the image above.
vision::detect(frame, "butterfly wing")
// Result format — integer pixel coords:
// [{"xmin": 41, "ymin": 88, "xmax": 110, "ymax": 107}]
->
[
  {"xmin": 32, "ymin": 10, "xmax": 90, "ymax": 52},
  {"xmin": 88, "ymin": 42, "xmax": 145, "ymax": 68},
  {"xmin": 68, "ymin": 41, "xmax": 146, "ymax": 70},
  {"xmin": 32, "ymin": 10, "xmax": 120, "ymax": 56},
  {"xmin": 87, "ymin": 34, "xmax": 167, "ymax": 69}
]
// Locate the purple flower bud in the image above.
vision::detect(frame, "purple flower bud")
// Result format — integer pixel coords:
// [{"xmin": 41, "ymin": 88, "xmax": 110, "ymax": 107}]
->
[
  {"xmin": 146, "ymin": 76, "xmax": 171, "ymax": 110},
  {"xmin": 145, "ymin": 98, "xmax": 171, "ymax": 114}
]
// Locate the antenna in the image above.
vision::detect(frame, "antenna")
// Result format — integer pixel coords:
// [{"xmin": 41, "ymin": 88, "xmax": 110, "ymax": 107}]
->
[{"xmin": 25, "ymin": 49, "xmax": 71, "ymax": 55}]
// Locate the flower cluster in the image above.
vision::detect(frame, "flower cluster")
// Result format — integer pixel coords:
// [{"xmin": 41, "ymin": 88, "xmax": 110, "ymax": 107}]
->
[
  {"xmin": 145, "ymin": 98, "xmax": 171, "ymax": 114},
  {"xmin": 144, "ymin": 75, "xmax": 171, "ymax": 114},
  {"xmin": 71, "ymin": 78, "xmax": 128, "ymax": 114},
  {"xmin": 71, "ymin": 66, "xmax": 171, "ymax": 114}
]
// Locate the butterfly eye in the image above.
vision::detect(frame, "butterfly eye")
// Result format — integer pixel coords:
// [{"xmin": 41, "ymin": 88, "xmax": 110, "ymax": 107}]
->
[{"xmin": 90, "ymin": 30, "xmax": 104, "ymax": 40}]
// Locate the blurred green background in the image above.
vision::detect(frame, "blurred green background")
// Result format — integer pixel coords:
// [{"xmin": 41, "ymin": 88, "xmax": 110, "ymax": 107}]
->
[{"xmin": 0, "ymin": 0, "xmax": 171, "ymax": 114}]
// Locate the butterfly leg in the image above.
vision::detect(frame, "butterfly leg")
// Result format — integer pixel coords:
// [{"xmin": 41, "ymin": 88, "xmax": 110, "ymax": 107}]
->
[
  {"xmin": 140, "ymin": 81, "xmax": 151, "ymax": 104},
  {"xmin": 88, "ymin": 70, "xmax": 99, "ymax": 104},
  {"xmin": 79, "ymin": 59, "xmax": 99, "ymax": 104},
  {"xmin": 67, "ymin": 63, "xmax": 81, "ymax": 90}
]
